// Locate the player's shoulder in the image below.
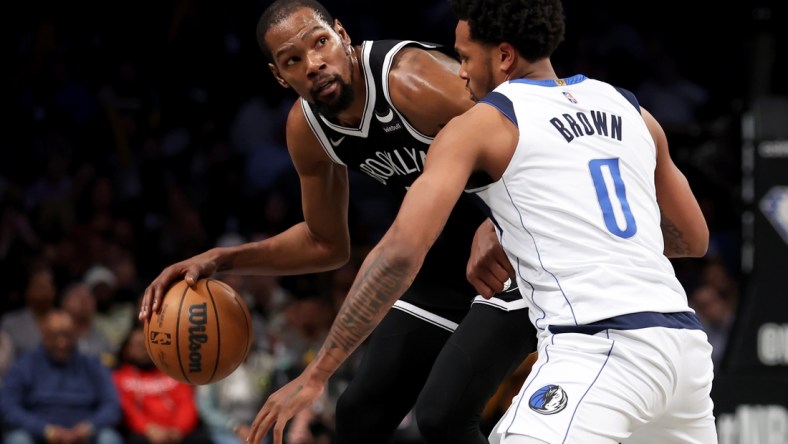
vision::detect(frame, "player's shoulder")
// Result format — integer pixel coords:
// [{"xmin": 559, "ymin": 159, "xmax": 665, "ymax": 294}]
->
[
  {"xmin": 385, "ymin": 41, "xmax": 461, "ymax": 99},
  {"xmin": 286, "ymin": 99, "xmax": 330, "ymax": 162},
  {"xmin": 368, "ymin": 39, "xmax": 448, "ymax": 57},
  {"xmin": 391, "ymin": 43, "xmax": 457, "ymax": 73},
  {"xmin": 365, "ymin": 39, "xmax": 455, "ymax": 77},
  {"xmin": 580, "ymin": 76, "xmax": 642, "ymax": 112},
  {"xmin": 286, "ymin": 98, "xmax": 310, "ymax": 134}
]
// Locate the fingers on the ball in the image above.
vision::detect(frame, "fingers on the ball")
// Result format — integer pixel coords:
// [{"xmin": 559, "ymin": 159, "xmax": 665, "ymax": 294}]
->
[
  {"xmin": 138, "ymin": 292, "xmax": 150, "ymax": 319},
  {"xmin": 152, "ymin": 289, "xmax": 161, "ymax": 312}
]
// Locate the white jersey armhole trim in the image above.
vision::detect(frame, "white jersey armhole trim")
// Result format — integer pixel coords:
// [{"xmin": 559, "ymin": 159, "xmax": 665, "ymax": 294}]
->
[
  {"xmin": 300, "ymin": 100, "xmax": 346, "ymax": 165},
  {"xmin": 381, "ymin": 40, "xmax": 438, "ymax": 145}
]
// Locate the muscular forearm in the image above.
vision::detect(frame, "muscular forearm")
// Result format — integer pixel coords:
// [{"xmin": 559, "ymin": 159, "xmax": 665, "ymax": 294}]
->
[
  {"xmin": 654, "ymin": 150, "xmax": 709, "ymax": 258},
  {"xmin": 660, "ymin": 210, "xmax": 707, "ymax": 258},
  {"xmin": 308, "ymin": 247, "xmax": 417, "ymax": 380},
  {"xmin": 218, "ymin": 222, "xmax": 350, "ymax": 275}
]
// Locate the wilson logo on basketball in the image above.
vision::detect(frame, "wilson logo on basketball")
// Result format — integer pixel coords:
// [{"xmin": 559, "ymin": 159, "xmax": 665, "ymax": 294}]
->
[
  {"xmin": 144, "ymin": 278, "xmax": 252, "ymax": 385},
  {"xmin": 187, "ymin": 303, "xmax": 209, "ymax": 373}
]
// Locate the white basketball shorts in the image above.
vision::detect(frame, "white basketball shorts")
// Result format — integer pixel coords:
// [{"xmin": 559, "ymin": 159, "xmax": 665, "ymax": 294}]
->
[{"xmin": 491, "ymin": 327, "xmax": 718, "ymax": 444}]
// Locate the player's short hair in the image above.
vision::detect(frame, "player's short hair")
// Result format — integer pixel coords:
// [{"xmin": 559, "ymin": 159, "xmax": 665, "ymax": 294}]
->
[
  {"xmin": 256, "ymin": 0, "xmax": 335, "ymax": 62},
  {"xmin": 449, "ymin": 0, "xmax": 565, "ymax": 62}
]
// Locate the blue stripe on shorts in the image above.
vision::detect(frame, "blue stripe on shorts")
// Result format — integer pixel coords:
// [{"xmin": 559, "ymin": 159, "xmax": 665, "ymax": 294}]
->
[{"xmin": 548, "ymin": 311, "xmax": 703, "ymax": 335}]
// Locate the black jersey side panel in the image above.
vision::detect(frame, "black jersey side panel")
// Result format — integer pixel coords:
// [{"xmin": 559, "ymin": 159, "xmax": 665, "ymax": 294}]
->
[{"xmin": 303, "ymin": 40, "xmax": 485, "ymax": 312}]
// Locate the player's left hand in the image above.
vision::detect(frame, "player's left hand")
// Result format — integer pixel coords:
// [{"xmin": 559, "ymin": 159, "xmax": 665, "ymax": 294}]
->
[
  {"xmin": 247, "ymin": 372, "xmax": 325, "ymax": 444},
  {"xmin": 467, "ymin": 218, "xmax": 514, "ymax": 298}
]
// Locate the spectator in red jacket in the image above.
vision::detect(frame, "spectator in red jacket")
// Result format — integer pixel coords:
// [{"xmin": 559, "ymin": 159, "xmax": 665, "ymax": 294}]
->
[{"xmin": 111, "ymin": 324, "xmax": 212, "ymax": 444}]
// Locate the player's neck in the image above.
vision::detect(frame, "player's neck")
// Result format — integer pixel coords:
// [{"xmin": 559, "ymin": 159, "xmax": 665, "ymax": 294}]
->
[
  {"xmin": 512, "ymin": 58, "xmax": 558, "ymax": 82},
  {"xmin": 333, "ymin": 46, "xmax": 366, "ymax": 127}
]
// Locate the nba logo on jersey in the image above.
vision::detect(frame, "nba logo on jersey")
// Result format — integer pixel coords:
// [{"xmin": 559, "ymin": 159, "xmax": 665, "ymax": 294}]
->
[
  {"xmin": 562, "ymin": 91, "xmax": 578, "ymax": 104},
  {"xmin": 529, "ymin": 384, "xmax": 569, "ymax": 415}
]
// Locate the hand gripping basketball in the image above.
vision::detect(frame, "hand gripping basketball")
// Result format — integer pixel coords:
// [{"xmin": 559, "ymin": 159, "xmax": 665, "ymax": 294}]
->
[{"xmin": 143, "ymin": 278, "xmax": 252, "ymax": 385}]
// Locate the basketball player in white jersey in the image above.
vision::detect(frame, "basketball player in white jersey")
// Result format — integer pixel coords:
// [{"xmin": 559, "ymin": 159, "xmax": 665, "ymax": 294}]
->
[
  {"xmin": 248, "ymin": 0, "xmax": 718, "ymax": 443},
  {"xmin": 140, "ymin": 1, "xmax": 538, "ymax": 443}
]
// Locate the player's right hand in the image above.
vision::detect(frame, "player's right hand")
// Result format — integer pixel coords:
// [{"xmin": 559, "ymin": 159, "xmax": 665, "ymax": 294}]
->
[
  {"xmin": 467, "ymin": 218, "xmax": 515, "ymax": 298},
  {"xmin": 247, "ymin": 371, "xmax": 326, "ymax": 444},
  {"xmin": 138, "ymin": 250, "xmax": 220, "ymax": 321}
]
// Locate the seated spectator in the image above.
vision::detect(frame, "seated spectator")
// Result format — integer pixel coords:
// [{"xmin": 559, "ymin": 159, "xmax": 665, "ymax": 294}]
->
[
  {"xmin": 689, "ymin": 284, "xmax": 736, "ymax": 369},
  {"xmin": 195, "ymin": 343, "xmax": 276, "ymax": 444},
  {"xmin": 0, "ymin": 331, "xmax": 13, "ymax": 388},
  {"xmin": 106, "ymin": 247, "xmax": 145, "ymax": 308},
  {"xmin": 85, "ymin": 264, "xmax": 134, "ymax": 352},
  {"xmin": 112, "ymin": 324, "xmax": 212, "ymax": 444},
  {"xmin": 0, "ymin": 310, "xmax": 122, "ymax": 444},
  {"xmin": 267, "ymin": 295, "xmax": 337, "ymax": 443},
  {"xmin": 60, "ymin": 281, "xmax": 115, "ymax": 367},
  {"xmin": 269, "ymin": 296, "xmax": 335, "ymax": 380},
  {"xmin": 0, "ymin": 264, "xmax": 57, "ymax": 356}
]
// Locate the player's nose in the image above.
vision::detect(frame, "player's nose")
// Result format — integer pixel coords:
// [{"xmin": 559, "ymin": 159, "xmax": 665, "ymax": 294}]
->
[{"xmin": 305, "ymin": 50, "xmax": 326, "ymax": 74}]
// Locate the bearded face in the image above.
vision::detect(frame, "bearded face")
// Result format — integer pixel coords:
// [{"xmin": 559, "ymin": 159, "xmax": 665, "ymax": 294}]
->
[{"xmin": 311, "ymin": 72, "xmax": 355, "ymax": 118}]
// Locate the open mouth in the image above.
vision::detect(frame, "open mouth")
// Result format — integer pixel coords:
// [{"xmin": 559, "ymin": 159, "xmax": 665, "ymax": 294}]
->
[{"xmin": 313, "ymin": 77, "xmax": 338, "ymax": 99}]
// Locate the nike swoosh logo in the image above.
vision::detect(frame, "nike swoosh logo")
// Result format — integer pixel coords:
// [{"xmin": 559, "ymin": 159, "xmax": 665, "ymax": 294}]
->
[
  {"xmin": 502, "ymin": 278, "xmax": 512, "ymax": 292},
  {"xmin": 375, "ymin": 108, "xmax": 394, "ymax": 123},
  {"xmin": 330, "ymin": 136, "xmax": 346, "ymax": 146},
  {"xmin": 503, "ymin": 285, "xmax": 520, "ymax": 293},
  {"xmin": 500, "ymin": 278, "xmax": 520, "ymax": 293}
]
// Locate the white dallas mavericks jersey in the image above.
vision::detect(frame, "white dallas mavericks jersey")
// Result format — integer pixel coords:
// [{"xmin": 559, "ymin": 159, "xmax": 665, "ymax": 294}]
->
[{"xmin": 472, "ymin": 75, "xmax": 692, "ymax": 335}]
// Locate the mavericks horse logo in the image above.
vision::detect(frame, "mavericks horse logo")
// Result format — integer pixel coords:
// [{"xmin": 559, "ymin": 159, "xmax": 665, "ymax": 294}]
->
[{"xmin": 529, "ymin": 384, "xmax": 568, "ymax": 415}]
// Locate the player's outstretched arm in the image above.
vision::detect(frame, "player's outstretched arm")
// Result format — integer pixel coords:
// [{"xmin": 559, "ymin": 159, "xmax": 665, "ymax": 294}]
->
[
  {"xmin": 139, "ymin": 103, "xmax": 351, "ymax": 320},
  {"xmin": 644, "ymin": 107, "xmax": 709, "ymax": 258},
  {"xmin": 390, "ymin": 51, "xmax": 511, "ymax": 298},
  {"xmin": 246, "ymin": 106, "xmax": 498, "ymax": 444}
]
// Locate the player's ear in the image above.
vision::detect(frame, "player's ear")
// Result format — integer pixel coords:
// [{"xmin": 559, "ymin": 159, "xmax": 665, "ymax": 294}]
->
[
  {"xmin": 268, "ymin": 63, "xmax": 290, "ymax": 89},
  {"xmin": 498, "ymin": 42, "xmax": 516, "ymax": 74},
  {"xmin": 334, "ymin": 19, "xmax": 352, "ymax": 47},
  {"xmin": 498, "ymin": 42, "xmax": 517, "ymax": 72}
]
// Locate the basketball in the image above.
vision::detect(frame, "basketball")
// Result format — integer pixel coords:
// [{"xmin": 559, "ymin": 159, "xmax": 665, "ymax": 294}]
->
[{"xmin": 144, "ymin": 277, "xmax": 253, "ymax": 385}]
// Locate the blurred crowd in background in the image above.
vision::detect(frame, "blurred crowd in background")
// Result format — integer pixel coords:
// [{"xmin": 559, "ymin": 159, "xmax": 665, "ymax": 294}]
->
[{"xmin": 1, "ymin": 0, "xmax": 780, "ymax": 442}]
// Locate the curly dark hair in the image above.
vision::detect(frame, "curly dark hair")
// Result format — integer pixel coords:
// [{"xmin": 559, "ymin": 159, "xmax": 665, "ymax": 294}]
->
[
  {"xmin": 449, "ymin": 0, "xmax": 565, "ymax": 61},
  {"xmin": 256, "ymin": 0, "xmax": 335, "ymax": 62}
]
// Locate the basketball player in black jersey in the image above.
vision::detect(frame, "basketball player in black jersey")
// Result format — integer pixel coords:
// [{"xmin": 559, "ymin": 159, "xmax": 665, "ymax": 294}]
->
[{"xmin": 139, "ymin": 1, "xmax": 535, "ymax": 442}]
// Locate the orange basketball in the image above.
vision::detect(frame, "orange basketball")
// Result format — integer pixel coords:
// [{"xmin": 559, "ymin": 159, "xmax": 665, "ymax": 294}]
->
[{"xmin": 144, "ymin": 278, "xmax": 252, "ymax": 385}]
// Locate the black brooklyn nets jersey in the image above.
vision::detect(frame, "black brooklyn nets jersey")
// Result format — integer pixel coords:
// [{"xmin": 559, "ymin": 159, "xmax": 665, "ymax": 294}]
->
[{"xmin": 301, "ymin": 40, "xmax": 485, "ymax": 314}]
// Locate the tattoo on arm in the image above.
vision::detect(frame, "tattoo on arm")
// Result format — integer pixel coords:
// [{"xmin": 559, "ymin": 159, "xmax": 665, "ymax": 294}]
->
[
  {"xmin": 661, "ymin": 210, "xmax": 690, "ymax": 256},
  {"xmin": 319, "ymin": 251, "xmax": 411, "ymax": 364}
]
